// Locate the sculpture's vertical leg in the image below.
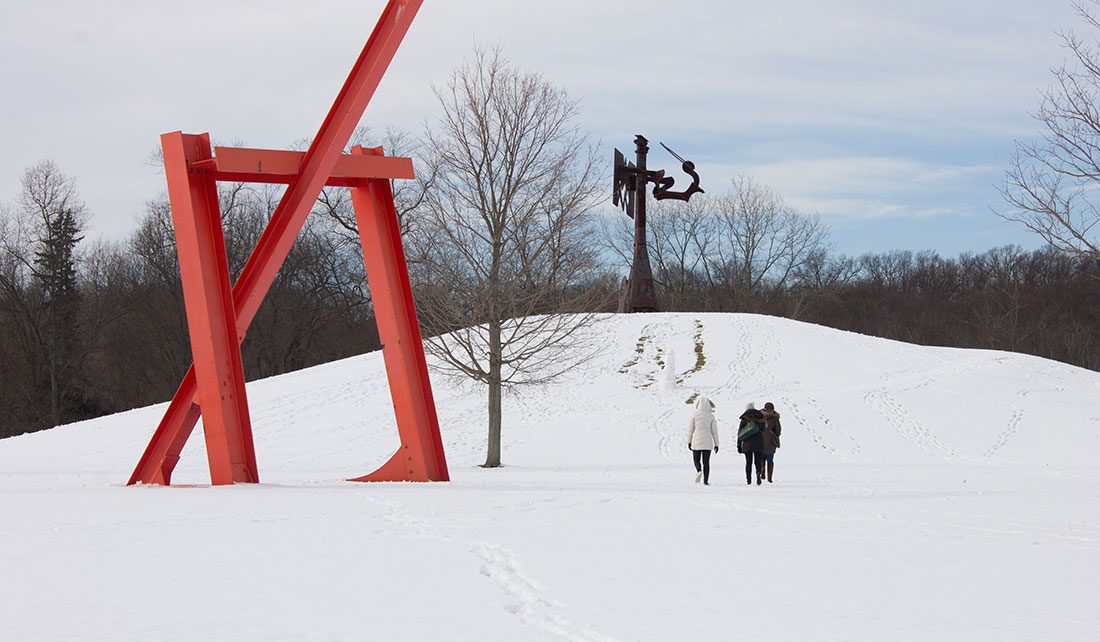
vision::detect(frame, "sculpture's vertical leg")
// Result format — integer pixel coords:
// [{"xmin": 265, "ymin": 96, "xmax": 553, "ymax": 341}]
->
[
  {"xmin": 161, "ymin": 132, "xmax": 258, "ymax": 485},
  {"xmin": 348, "ymin": 147, "xmax": 449, "ymax": 482},
  {"xmin": 628, "ymin": 135, "xmax": 658, "ymax": 312}
]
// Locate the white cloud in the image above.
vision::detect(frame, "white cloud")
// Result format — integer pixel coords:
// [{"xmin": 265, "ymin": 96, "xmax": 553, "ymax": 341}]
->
[
  {"xmin": 696, "ymin": 156, "xmax": 997, "ymax": 221},
  {"xmin": 0, "ymin": 0, "xmax": 1078, "ymax": 248},
  {"xmin": 749, "ymin": 157, "xmax": 998, "ymax": 195}
]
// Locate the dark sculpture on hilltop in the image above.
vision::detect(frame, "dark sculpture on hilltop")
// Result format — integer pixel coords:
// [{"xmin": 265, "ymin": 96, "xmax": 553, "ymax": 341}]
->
[{"xmin": 614, "ymin": 135, "xmax": 705, "ymax": 312}]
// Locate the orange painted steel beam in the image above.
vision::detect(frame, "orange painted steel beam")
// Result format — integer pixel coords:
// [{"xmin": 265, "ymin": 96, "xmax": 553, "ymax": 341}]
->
[
  {"xmin": 348, "ymin": 146, "xmax": 448, "ymax": 482},
  {"xmin": 230, "ymin": 0, "xmax": 425, "ymax": 334},
  {"xmin": 128, "ymin": 0, "xmax": 435, "ymax": 486},
  {"xmin": 161, "ymin": 132, "xmax": 258, "ymax": 485},
  {"xmin": 131, "ymin": 368, "xmax": 202, "ymax": 485},
  {"xmin": 189, "ymin": 147, "xmax": 414, "ymax": 186}
]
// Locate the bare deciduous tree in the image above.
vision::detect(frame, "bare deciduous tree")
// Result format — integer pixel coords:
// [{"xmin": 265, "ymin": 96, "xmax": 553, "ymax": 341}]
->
[
  {"xmin": 713, "ymin": 175, "xmax": 831, "ymax": 306},
  {"xmin": 1000, "ymin": 0, "xmax": 1100, "ymax": 260},
  {"xmin": 644, "ymin": 198, "xmax": 716, "ymax": 310},
  {"xmin": 312, "ymin": 126, "xmax": 437, "ymax": 245},
  {"xmin": 409, "ymin": 47, "xmax": 605, "ymax": 468},
  {"xmin": 0, "ymin": 161, "xmax": 90, "ymax": 430},
  {"xmin": 601, "ymin": 175, "xmax": 829, "ymax": 312}
]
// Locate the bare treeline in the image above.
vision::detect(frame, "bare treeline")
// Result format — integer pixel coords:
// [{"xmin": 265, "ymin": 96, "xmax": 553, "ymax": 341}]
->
[
  {"xmin": 1, "ymin": 162, "xmax": 384, "ymax": 439},
  {"xmin": 607, "ymin": 221, "xmax": 1099, "ymax": 369},
  {"xmin": 604, "ymin": 176, "xmax": 831, "ymax": 312},
  {"xmin": 3, "ymin": 153, "xmax": 1096, "ymax": 441},
  {"xmin": 602, "ymin": 177, "xmax": 1100, "ymax": 371}
]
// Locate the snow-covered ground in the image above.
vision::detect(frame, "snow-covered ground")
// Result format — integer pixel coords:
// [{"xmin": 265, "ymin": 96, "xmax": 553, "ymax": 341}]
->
[{"xmin": 2, "ymin": 313, "xmax": 1098, "ymax": 641}]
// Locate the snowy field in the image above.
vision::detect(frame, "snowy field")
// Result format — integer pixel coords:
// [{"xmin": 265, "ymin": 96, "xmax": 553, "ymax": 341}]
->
[{"xmin": 1, "ymin": 313, "xmax": 1098, "ymax": 641}]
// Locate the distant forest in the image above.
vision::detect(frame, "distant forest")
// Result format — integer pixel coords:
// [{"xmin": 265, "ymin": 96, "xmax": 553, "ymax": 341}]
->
[{"xmin": 1, "ymin": 156, "xmax": 1096, "ymax": 439}]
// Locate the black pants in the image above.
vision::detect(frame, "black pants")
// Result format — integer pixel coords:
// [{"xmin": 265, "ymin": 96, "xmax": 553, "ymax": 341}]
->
[
  {"xmin": 692, "ymin": 449, "xmax": 712, "ymax": 484},
  {"xmin": 744, "ymin": 451, "xmax": 765, "ymax": 482}
]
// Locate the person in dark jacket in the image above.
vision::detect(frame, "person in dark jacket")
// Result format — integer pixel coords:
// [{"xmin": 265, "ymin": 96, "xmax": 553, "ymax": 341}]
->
[
  {"xmin": 760, "ymin": 402, "xmax": 782, "ymax": 483},
  {"xmin": 737, "ymin": 402, "xmax": 767, "ymax": 485}
]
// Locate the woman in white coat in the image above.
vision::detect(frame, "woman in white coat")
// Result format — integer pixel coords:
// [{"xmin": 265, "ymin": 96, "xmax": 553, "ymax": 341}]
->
[{"xmin": 686, "ymin": 396, "xmax": 720, "ymax": 485}]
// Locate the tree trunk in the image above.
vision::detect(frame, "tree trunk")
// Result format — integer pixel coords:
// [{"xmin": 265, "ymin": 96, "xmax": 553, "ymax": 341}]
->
[
  {"xmin": 46, "ymin": 313, "xmax": 61, "ymax": 429},
  {"xmin": 483, "ymin": 320, "xmax": 503, "ymax": 467},
  {"xmin": 49, "ymin": 366, "xmax": 60, "ymax": 428}
]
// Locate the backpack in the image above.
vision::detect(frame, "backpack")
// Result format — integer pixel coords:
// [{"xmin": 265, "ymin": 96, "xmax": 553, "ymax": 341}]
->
[{"xmin": 738, "ymin": 421, "xmax": 763, "ymax": 441}]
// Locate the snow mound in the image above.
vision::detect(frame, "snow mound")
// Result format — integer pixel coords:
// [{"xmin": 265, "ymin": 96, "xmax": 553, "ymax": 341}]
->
[{"xmin": 2, "ymin": 313, "xmax": 1098, "ymax": 641}]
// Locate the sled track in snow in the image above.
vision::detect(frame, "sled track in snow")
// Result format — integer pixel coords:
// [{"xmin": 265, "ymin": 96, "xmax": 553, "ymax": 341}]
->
[
  {"xmin": 652, "ymin": 406, "xmax": 683, "ymax": 463},
  {"xmin": 617, "ymin": 327, "xmax": 653, "ymax": 375},
  {"xmin": 618, "ymin": 320, "xmax": 678, "ymax": 391},
  {"xmin": 719, "ymin": 317, "xmax": 755, "ymax": 397},
  {"xmin": 614, "ymin": 318, "xmax": 689, "ymax": 463},
  {"xmin": 700, "ymin": 316, "xmax": 777, "ymax": 407},
  {"xmin": 675, "ymin": 319, "xmax": 707, "ymax": 385}
]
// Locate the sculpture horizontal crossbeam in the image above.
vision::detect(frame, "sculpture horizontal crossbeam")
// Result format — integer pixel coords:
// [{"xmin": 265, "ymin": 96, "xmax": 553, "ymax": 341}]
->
[{"xmin": 189, "ymin": 147, "xmax": 415, "ymax": 186}]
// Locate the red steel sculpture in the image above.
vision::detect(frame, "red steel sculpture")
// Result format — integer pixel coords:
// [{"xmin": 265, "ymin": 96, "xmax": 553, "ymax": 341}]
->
[{"xmin": 128, "ymin": 0, "xmax": 449, "ymax": 486}]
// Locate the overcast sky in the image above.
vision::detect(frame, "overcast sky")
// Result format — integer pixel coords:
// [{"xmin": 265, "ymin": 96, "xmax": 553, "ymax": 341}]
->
[{"xmin": 0, "ymin": 0, "xmax": 1082, "ymax": 256}]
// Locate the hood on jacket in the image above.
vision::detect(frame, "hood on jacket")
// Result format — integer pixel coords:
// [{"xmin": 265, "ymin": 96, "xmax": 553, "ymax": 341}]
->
[
  {"xmin": 740, "ymin": 408, "xmax": 764, "ymax": 421},
  {"xmin": 694, "ymin": 396, "xmax": 715, "ymax": 413}
]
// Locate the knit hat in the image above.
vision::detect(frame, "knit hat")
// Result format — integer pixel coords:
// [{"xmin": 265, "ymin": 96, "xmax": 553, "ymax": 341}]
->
[
  {"xmin": 764, "ymin": 402, "xmax": 775, "ymax": 410},
  {"xmin": 745, "ymin": 402, "xmax": 756, "ymax": 410}
]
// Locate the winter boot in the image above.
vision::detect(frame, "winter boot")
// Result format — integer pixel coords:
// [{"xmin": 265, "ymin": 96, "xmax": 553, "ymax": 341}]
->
[
  {"xmin": 767, "ymin": 461, "xmax": 774, "ymax": 483},
  {"xmin": 695, "ymin": 471, "xmax": 703, "ymax": 484}
]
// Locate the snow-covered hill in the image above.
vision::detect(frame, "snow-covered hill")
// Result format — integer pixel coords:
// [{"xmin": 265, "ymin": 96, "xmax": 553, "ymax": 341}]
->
[{"xmin": 2, "ymin": 313, "xmax": 1098, "ymax": 641}]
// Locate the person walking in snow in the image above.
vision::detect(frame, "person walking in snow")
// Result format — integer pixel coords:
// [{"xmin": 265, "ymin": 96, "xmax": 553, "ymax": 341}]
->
[
  {"xmin": 687, "ymin": 396, "xmax": 720, "ymax": 485},
  {"xmin": 760, "ymin": 402, "xmax": 782, "ymax": 483},
  {"xmin": 738, "ymin": 402, "xmax": 767, "ymax": 485}
]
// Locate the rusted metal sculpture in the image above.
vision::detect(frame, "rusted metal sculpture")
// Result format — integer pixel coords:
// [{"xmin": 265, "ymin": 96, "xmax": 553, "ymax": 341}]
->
[
  {"xmin": 614, "ymin": 135, "xmax": 705, "ymax": 313},
  {"xmin": 128, "ymin": 0, "xmax": 449, "ymax": 486}
]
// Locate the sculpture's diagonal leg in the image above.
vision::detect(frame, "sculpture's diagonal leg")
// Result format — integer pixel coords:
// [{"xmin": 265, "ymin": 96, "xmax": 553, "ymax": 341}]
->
[{"xmin": 127, "ymin": 370, "xmax": 200, "ymax": 486}]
